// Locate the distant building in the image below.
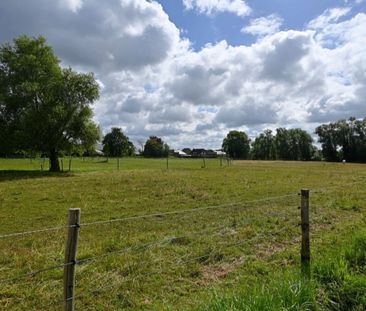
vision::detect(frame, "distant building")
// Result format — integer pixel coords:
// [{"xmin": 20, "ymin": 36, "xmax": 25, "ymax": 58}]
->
[
  {"xmin": 191, "ymin": 148, "xmax": 206, "ymax": 157},
  {"xmin": 215, "ymin": 150, "xmax": 226, "ymax": 156},
  {"xmin": 182, "ymin": 148, "xmax": 192, "ymax": 155},
  {"xmin": 173, "ymin": 150, "xmax": 191, "ymax": 158},
  {"xmin": 191, "ymin": 149, "xmax": 219, "ymax": 158}
]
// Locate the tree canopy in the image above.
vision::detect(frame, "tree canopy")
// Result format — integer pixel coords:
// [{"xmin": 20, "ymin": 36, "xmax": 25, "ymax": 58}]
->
[
  {"xmin": 0, "ymin": 36, "xmax": 100, "ymax": 171},
  {"xmin": 102, "ymin": 128, "xmax": 135, "ymax": 157},
  {"xmin": 251, "ymin": 130, "xmax": 276, "ymax": 160},
  {"xmin": 250, "ymin": 128, "xmax": 316, "ymax": 161},
  {"xmin": 143, "ymin": 136, "xmax": 169, "ymax": 157},
  {"xmin": 316, "ymin": 117, "xmax": 366, "ymax": 162},
  {"xmin": 222, "ymin": 130, "xmax": 250, "ymax": 159}
]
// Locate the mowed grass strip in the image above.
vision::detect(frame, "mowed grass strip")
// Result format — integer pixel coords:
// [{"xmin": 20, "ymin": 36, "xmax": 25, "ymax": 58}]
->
[{"xmin": 1, "ymin": 158, "xmax": 366, "ymax": 310}]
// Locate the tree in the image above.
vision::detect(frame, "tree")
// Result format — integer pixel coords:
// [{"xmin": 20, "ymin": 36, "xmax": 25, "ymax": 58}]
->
[
  {"xmin": 222, "ymin": 130, "xmax": 250, "ymax": 159},
  {"xmin": 0, "ymin": 36, "xmax": 100, "ymax": 171},
  {"xmin": 315, "ymin": 123, "xmax": 339, "ymax": 161},
  {"xmin": 102, "ymin": 128, "xmax": 135, "ymax": 157},
  {"xmin": 143, "ymin": 136, "xmax": 169, "ymax": 157},
  {"xmin": 275, "ymin": 128, "xmax": 314, "ymax": 161},
  {"xmin": 315, "ymin": 117, "xmax": 366, "ymax": 162},
  {"xmin": 251, "ymin": 130, "xmax": 276, "ymax": 160}
]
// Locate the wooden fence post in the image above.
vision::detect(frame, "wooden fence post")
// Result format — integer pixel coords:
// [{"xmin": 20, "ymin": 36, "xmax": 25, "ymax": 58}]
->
[
  {"xmin": 117, "ymin": 158, "xmax": 120, "ymax": 171},
  {"xmin": 300, "ymin": 189, "xmax": 310, "ymax": 277},
  {"xmin": 64, "ymin": 208, "xmax": 80, "ymax": 311}
]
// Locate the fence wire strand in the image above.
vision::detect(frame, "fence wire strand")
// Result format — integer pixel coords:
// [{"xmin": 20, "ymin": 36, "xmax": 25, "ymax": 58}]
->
[
  {"xmin": 0, "ymin": 261, "xmax": 72, "ymax": 285},
  {"xmin": 79, "ymin": 193, "xmax": 297, "ymax": 228},
  {"xmin": 0, "ymin": 224, "xmax": 75, "ymax": 240}
]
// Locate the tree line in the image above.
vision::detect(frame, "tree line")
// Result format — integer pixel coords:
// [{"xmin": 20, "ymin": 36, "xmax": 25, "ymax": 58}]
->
[
  {"xmin": 222, "ymin": 128, "xmax": 318, "ymax": 161},
  {"xmin": 223, "ymin": 117, "xmax": 366, "ymax": 162}
]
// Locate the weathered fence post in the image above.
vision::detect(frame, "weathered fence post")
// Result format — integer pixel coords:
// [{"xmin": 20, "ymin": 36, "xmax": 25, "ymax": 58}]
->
[
  {"xmin": 300, "ymin": 189, "xmax": 310, "ymax": 277},
  {"xmin": 64, "ymin": 208, "xmax": 80, "ymax": 311}
]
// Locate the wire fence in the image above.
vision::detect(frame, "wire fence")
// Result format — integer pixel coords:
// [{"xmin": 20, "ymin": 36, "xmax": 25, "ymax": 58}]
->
[{"xmin": 0, "ymin": 181, "xmax": 365, "ymax": 310}]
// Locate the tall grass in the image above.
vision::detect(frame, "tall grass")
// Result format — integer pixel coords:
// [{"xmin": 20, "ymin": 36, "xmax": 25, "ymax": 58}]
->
[{"xmin": 200, "ymin": 231, "xmax": 366, "ymax": 311}]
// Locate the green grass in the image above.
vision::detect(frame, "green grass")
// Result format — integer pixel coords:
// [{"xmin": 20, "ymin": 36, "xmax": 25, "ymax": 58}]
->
[
  {"xmin": 1, "ymin": 158, "xmax": 366, "ymax": 310},
  {"xmin": 199, "ymin": 230, "xmax": 366, "ymax": 311}
]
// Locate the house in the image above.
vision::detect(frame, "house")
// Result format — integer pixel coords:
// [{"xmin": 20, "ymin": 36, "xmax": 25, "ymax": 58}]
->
[
  {"xmin": 191, "ymin": 148, "xmax": 206, "ymax": 157},
  {"xmin": 191, "ymin": 149, "xmax": 218, "ymax": 158}
]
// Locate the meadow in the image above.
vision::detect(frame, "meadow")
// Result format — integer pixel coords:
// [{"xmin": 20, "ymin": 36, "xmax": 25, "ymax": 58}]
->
[{"xmin": 1, "ymin": 157, "xmax": 366, "ymax": 310}]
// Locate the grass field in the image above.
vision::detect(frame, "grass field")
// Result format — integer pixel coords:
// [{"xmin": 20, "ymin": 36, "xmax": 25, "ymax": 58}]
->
[{"xmin": 1, "ymin": 158, "xmax": 366, "ymax": 310}]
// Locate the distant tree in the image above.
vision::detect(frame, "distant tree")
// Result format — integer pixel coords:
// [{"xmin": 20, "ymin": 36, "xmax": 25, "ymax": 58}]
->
[
  {"xmin": 315, "ymin": 123, "xmax": 339, "ymax": 161},
  {"xmin": 143, "ymin": 136, "xmax": 169, "ymax": 157},
  {"xmin": 222, "ymin": 130, "xmax": 250, "ymax": 159},
  {"xmin": 316, "ymin": 117, "xmax": 366, "ymax": 162},
  {"xmin": 102, "ymin": 128, "xmax": 135, "ymax": 157},
  {"xmin": 275, "ymin": 128, "xmax": 291, "ymax": 160},
  {"xmin": 251, "ymin": 130, "xmax": 276, "ymax": 160},
  {"xmin": 0, "ymin": 36, "xmax": 100, "ymax": 171},
  {"xmin": 275, "ymin": 128, "xmax": 314, "ymax": 160}
]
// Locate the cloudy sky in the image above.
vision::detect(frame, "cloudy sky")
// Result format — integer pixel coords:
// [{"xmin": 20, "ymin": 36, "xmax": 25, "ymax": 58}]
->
[{"xmin": 1, "ymin": 0, "xmax": 366, "ymax": 148}]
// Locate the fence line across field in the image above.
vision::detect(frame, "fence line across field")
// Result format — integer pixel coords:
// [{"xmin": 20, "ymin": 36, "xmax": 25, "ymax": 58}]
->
[
  {"xmin": 0, "ymin": 208, "xmax": 293, "ymax": 285},
  {"xmin": 79, "ymin": 193, "xmax": 297, "ymax": 228},
  {"xmin": 0, "ymin": 193, "xmax": 298, "ymax": 240},
  {"xmin": 0, "ymin": 179, "xmax": 363, "ymax": 241},
  {"xmin": 0, "ymin": 188, "xmax": 343, "ymax": 309},
  {"xmin": 39, "ymin": 227, "xmax": 286, "ymax": 310}
]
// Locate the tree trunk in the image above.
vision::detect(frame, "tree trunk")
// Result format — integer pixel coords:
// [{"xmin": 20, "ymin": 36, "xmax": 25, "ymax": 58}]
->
[{"xmin": 49, "ymin": 149, "xmax": 60, "ymax": 172}]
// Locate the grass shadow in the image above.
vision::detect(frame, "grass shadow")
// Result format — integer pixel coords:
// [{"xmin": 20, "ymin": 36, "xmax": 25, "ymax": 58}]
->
[{"xmin": 0, "ymin": 170, "xmax": 74, "ymax": 182}]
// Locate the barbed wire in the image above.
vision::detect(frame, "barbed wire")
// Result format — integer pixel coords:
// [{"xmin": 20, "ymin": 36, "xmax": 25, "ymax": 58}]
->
[
  {"xmin": 0, "ymin": 261, "xmax": 72, "ymax": 285},
  {"xmin": 1, "ymin": 178, "xmax": 363, "ymax": 240},
  {"xmin": 0, "ymin": 224, "xmax": 74, "ymax": 240},
  {"xmin": 0, "ymin": 193, "xmax": 298, "ymax": 241},
  {"xmin": 28, "ymin": 226, "xmax": 283, "ymax": 310},
  {"xmin": 45, "ymin": 228, "xmax": 282, "ymax": 310},
  {"xmin": 79, "ymin": 193, "xmax": 297, "ymax": 228},
  {"xmin": 77, "ymin": 207, "xmax": 297, "ymax": 266},
  {"xmin": 0, "ymin": 208, "xmax": 293, "ymax": 287}
]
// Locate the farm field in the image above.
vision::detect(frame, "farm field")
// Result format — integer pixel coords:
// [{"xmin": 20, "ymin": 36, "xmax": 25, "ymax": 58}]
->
[{"xmin": 1, "ymin": 158, "xmax": 366, "ymax": 310}]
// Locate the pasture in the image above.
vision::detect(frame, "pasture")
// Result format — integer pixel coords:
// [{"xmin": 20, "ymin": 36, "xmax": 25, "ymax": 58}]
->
[{"xmin": 1, "ymin": 158, "xmax": 366, "ymax": 310}]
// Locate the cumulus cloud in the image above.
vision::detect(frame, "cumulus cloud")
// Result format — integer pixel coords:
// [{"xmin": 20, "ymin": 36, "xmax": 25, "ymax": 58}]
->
[
  {"xmin": 241, "ymin": 14, "xmax": 283, "ymax": 36},
  {"xmin": 183, "ymin": 0, "xmax": 251, "ymax": 17},
  {"xmin": 0, "ymin": 0, "xmax": 183, "ymax": 72},
  {"xmin": 307, "ymin": 7, "xmax": 351, "ymax": 29},
  {"xmin": 1, "ymin": 1, "xmax": 366, "ymax": 148}
]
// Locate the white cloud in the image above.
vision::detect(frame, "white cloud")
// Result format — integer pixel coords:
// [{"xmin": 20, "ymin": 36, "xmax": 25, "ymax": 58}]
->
[
  {"xmin": 307, "ymin": 7, "xmax": 351, "ymax": 29},
  {"xmin": 1, "ymin": 1, "xmax": 366, "ymax": 148},
  {"xmin": 183, "ymin": 0, "xmax": 251, "ymax": 17},
  {"xmin": 60, "ymin": 0, "xmax": 84, "ymax": 13},
  {"xmin": 241, "ymin": 14, "xmax": 283, "ymax": 36}
]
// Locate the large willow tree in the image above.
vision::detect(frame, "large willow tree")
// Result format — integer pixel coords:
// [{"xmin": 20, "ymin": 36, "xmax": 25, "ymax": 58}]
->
[{"xmin": 0, "ymin": 36, "xmax": 100, "ymax": 171}]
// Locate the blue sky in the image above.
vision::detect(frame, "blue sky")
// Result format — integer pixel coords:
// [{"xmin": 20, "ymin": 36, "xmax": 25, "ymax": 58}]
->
[
  {"xmin": 157, "ymin": 0, "xmax": 365, "ymax": 49},
  {"xmin": 0, "ymin": 0, "xmax": 366, "ymax": 148}
]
